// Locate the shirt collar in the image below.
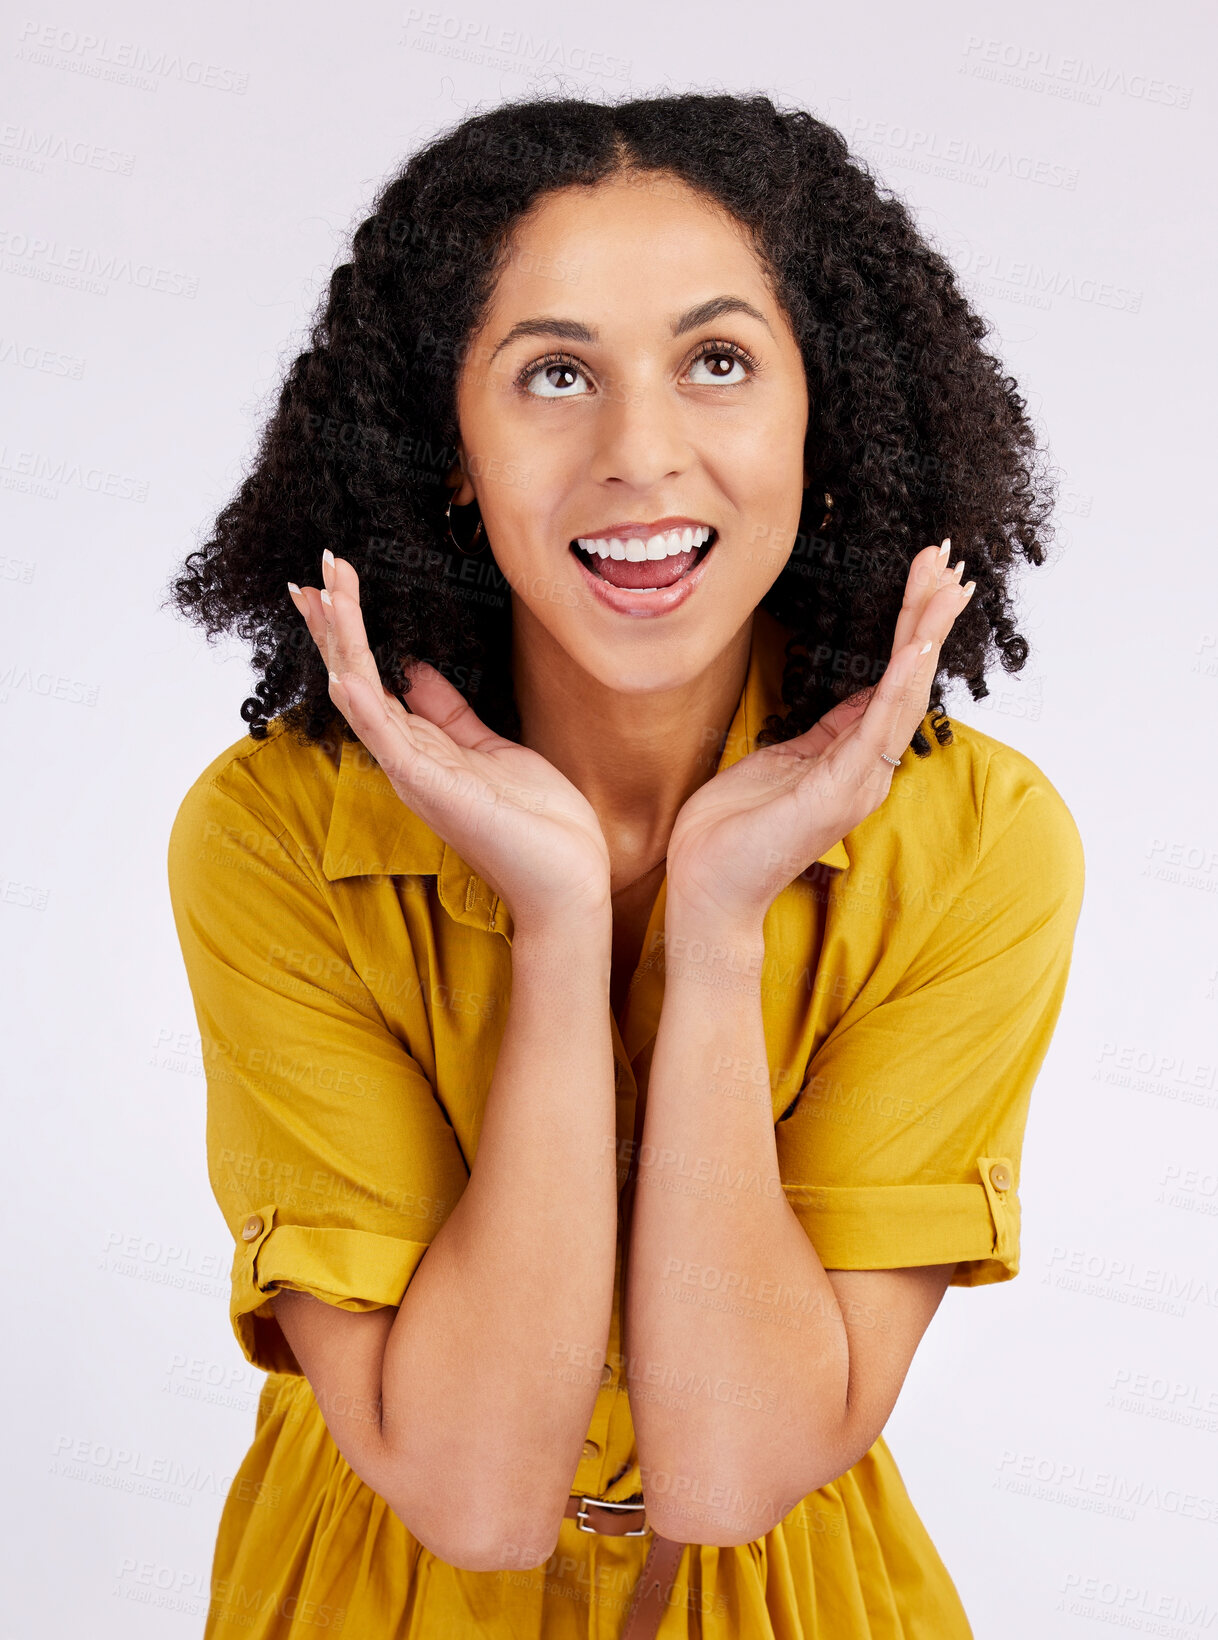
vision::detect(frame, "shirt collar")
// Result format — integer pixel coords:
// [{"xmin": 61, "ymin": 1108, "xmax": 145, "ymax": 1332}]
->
[{"xmin": 320, "ymin": 606, "xmax": 851, "ymax": 909}]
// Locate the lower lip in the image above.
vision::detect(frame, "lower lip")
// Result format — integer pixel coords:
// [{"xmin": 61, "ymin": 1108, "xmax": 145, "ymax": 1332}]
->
[{"xmin": 570, "ymin": 538, "xmax": 717, "ymax": 618}]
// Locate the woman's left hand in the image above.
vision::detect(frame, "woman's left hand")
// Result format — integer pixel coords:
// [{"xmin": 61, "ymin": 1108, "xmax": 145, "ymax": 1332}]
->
[{"xmin": 666, "ymin": 540, "xmax": 975, "ymax": 931}]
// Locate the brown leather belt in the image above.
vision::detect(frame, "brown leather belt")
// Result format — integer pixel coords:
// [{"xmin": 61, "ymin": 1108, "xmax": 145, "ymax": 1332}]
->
[{"xmin": 562, "ymin": 1495, "xmax": 685, "ymax": 1640}]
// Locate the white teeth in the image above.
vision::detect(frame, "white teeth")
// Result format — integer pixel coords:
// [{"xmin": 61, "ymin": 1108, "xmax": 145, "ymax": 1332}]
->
[{"xmin": 573, "ymin": 525, "xmax": 712, "ymax": 559}]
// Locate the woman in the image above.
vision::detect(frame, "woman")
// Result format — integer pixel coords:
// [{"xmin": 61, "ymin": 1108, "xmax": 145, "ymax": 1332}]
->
[{"xmin": 167, "ymin": 91, "xmax": 1085, "ymax": 1638}]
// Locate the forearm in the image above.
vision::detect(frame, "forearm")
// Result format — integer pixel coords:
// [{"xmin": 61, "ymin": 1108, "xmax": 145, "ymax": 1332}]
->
[
  {"xmin": 624, "ymin": 903, "xmax": 850, "ymax": 1545},
  {"xmin": 382, "ymin": 912, "xmax": 618, "ymax": 1552}
]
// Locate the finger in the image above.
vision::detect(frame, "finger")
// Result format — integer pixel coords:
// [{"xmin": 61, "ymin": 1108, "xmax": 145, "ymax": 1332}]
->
[
  {"xmin": 290, "ymin": 560, "xmax": 420, "ymax": 774},
  {"xmin": 854, "ymin": 575, "xmax": 976, "ymax": 775},
  {"xmin": 325, "ymin": 669, "xmax": 435, "ymax": 788},
  {"xmin": 286, "ymin": 573, "xmax": 370, "ymax": 692},
  {"xmin": 296, "ymin": 559, "xmax": 509, "ymax": 806},
  {"xmin": 286, "ymin": 581, "xmax": 329, "ymax": 658},
  {"xmin": 287, "ymin": 559, "xmax": 490, "ymax": 827},
  {"xmin": 890, "ymin": 538, "xmax": 963, "ymax": 657},
  {"xmin": 337, "ymin": 667, "xmax": 512, "ymax": 839},
  {"xmin": 317, "ymin": 552, "xmax": 386, "ymax": 699},
  {"xmin": 315, "ymin": 555, "xmax": 503, "ymax": 757}
]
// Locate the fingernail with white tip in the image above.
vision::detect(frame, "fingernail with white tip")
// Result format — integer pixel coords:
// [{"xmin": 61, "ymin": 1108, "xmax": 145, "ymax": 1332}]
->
[
  {"xmin": 919, "ymin": 639, "xmax": 933, "ymax": 654},
  {"xmin": 938, "ymin": 538, "xmax": 951, "ymax": 559},
  {"xmin": 320, "ymin": 588, "xmax": 332, "ymax": 607},
  {"xmin": 323, "ymin": 549, "xmax": 335, "ymax": 567}
]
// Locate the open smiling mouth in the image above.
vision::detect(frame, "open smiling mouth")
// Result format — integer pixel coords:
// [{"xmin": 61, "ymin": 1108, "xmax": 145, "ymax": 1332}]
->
[{"xmin": 569, "ymin": 525, "xmax": 718, "ymax": 592}]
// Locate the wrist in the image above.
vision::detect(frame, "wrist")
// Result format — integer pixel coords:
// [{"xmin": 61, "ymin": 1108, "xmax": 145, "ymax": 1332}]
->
[
  {"xmin": 664, "ymin": 888, "xmax": 767, "ymax": 952},
  {"xmin": 662, "ymin": 899, "xmax": 767, "ymax": 996},
  {"xmin": 510, "ymin": 905, "xmax": 613, "ymax": 967}
]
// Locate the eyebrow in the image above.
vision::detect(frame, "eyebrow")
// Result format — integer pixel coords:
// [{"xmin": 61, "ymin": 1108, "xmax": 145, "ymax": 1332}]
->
[{"xmin": 488, "ymin": 295, "xmax": 774, "ymax": 360}]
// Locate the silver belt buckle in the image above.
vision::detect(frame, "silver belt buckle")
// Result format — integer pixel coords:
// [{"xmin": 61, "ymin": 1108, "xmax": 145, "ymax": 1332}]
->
[{"xmin": 575, "ymin": 1495, "xmax": 649, "ymax": 1536}]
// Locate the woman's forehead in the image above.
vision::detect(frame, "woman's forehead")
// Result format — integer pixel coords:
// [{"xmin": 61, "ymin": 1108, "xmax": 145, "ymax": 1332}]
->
[{"xmin": 480, "ymin": 179, "xmax": 778, "ymax": 334}]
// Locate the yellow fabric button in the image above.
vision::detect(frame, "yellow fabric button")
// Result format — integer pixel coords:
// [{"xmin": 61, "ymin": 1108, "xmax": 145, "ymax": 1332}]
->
[
  {"xmin": 600, "ymin": 1363, "xmax": 613, "ymax": 1386},
  {"xmin": 581, "ymin": 1439, "xmax": 600, "ymax": 1461},
  {"xmin": 241, "ymin": 1213, "xmax": 264, "ymax": 1241},
  {"xmin": 988, "ymin": 1163, "xmax": 1012, "ymax": 1192}
]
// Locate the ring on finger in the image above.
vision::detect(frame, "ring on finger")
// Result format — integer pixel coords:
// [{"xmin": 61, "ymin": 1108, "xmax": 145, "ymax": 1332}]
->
[{"xmin": 878, "ymin": 751, "xmax": 902, "ymax": 768}]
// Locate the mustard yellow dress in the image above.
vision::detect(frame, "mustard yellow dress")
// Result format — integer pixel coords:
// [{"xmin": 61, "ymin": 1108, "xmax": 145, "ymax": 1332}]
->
[{"xmin": 167, "ymin": 606, "xmax": 1085, "ymax": 1638}]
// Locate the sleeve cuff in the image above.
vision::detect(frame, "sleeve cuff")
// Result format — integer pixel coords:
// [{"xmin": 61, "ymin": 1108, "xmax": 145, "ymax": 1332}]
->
[
  {"xmin": 229, "ymin": 1202, "xmax": 433, "ymax": 1373},
  {"xmin": 782, "ymin": 1154, "xmax": 1021, "ymax": 1288}
]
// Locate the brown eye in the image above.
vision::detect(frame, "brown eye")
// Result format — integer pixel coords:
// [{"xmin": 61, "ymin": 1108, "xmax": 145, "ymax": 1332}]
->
[
  {"xmin": 522, "ymin": 356, "xmax": 591, "ymax": 398},
  {"xmin": 687, "ymin": 347, "xmax": 753, "ymax": 386}
]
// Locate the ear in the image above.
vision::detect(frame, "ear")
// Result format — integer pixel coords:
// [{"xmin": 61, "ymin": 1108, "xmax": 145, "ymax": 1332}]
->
[{"xmin": 446, "ymin": 449, "xmax": 476, "ymax": 507}]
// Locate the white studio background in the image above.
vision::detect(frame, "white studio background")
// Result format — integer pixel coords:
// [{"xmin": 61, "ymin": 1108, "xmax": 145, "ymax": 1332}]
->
[{"xmin": 2, "ymin": 1, "xmax": 1214, "ymax": 1634}]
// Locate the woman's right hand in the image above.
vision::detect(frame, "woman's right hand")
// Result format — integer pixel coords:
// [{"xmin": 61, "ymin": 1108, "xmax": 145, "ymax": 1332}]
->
[{"xmin": 288, "ymin": 551, "xmax": 612, "ymax": 934}]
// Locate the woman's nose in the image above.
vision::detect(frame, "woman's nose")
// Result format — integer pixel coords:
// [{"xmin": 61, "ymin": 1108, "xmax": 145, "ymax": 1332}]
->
[{"xmin": 586, "ymin": 375, "xmax": 691, "ymax": 489}]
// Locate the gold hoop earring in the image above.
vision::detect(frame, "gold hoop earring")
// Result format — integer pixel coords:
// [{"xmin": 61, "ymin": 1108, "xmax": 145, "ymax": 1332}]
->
[{"xmin": 445, "ymin": 494, "xmax": 486, "ymax": 556}]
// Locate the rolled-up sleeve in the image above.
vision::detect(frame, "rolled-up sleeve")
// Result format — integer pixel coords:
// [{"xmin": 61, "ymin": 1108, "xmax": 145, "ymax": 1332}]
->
[
  {"xmin": 167, "ymin": 766, "xmax": 469, "ymax": 1373},
  {"xmin": 776, "ymin": 760, "xmax": 1085, "ymax": 1288}
]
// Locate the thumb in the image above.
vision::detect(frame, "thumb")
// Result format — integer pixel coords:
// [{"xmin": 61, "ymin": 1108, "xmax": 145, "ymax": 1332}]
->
[
  {"xmin": 400, "ymin": 659, "xmax": 499, "ymax": 751},
  {"xmin": 791, "ymin": 687, "xmax": 871, "ymax": 759}
]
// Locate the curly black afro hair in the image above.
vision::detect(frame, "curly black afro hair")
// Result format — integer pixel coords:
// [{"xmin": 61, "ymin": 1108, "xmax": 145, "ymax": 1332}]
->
[{"xmin": 165, "ymin": 89, "xmax": 1058, "ymax": 757}]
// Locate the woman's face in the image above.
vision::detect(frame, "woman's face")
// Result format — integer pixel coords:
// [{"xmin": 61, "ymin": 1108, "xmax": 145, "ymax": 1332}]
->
[{"xmin": 451, "ymin": 170, "xmax": 811, "ymax": 693}]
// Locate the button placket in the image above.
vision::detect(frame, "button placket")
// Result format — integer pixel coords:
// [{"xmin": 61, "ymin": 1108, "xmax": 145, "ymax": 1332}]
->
[{"xmin": 575, "ymin": 1410, "xmax": 611, "ymax": 1489}]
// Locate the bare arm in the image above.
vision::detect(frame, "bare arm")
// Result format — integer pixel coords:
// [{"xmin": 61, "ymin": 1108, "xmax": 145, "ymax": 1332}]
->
[
  {"xmin": 266, "ymin": 550, "xmax": 621, "ymax": 1571},
  {"xmin": 273, "ymin": 908, "xmax": 617, "ymax": 1571},
  {"xmin": 623, "ymin": 903, "xmax": 954, "ymax": 1548},
  {"xmin": 623, "ymin": 543, "xmax": 973, "ymax": 1544}
]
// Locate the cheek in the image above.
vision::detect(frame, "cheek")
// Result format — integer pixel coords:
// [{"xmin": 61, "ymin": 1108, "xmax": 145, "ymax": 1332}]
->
[
  {"xmin": 719, "ymin": 401, "xmax": 806, "ymax": 483},
  {"xmin": 475, "ymin": 473, "xmax": 567, "ymax": 576},
  {"xmin": 729, "ymin": 452, "xmax": 807, "ymax": 531},
  {"xmin": 726, "ymin": 460, "xmax": 807, "ymax": 566}
]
